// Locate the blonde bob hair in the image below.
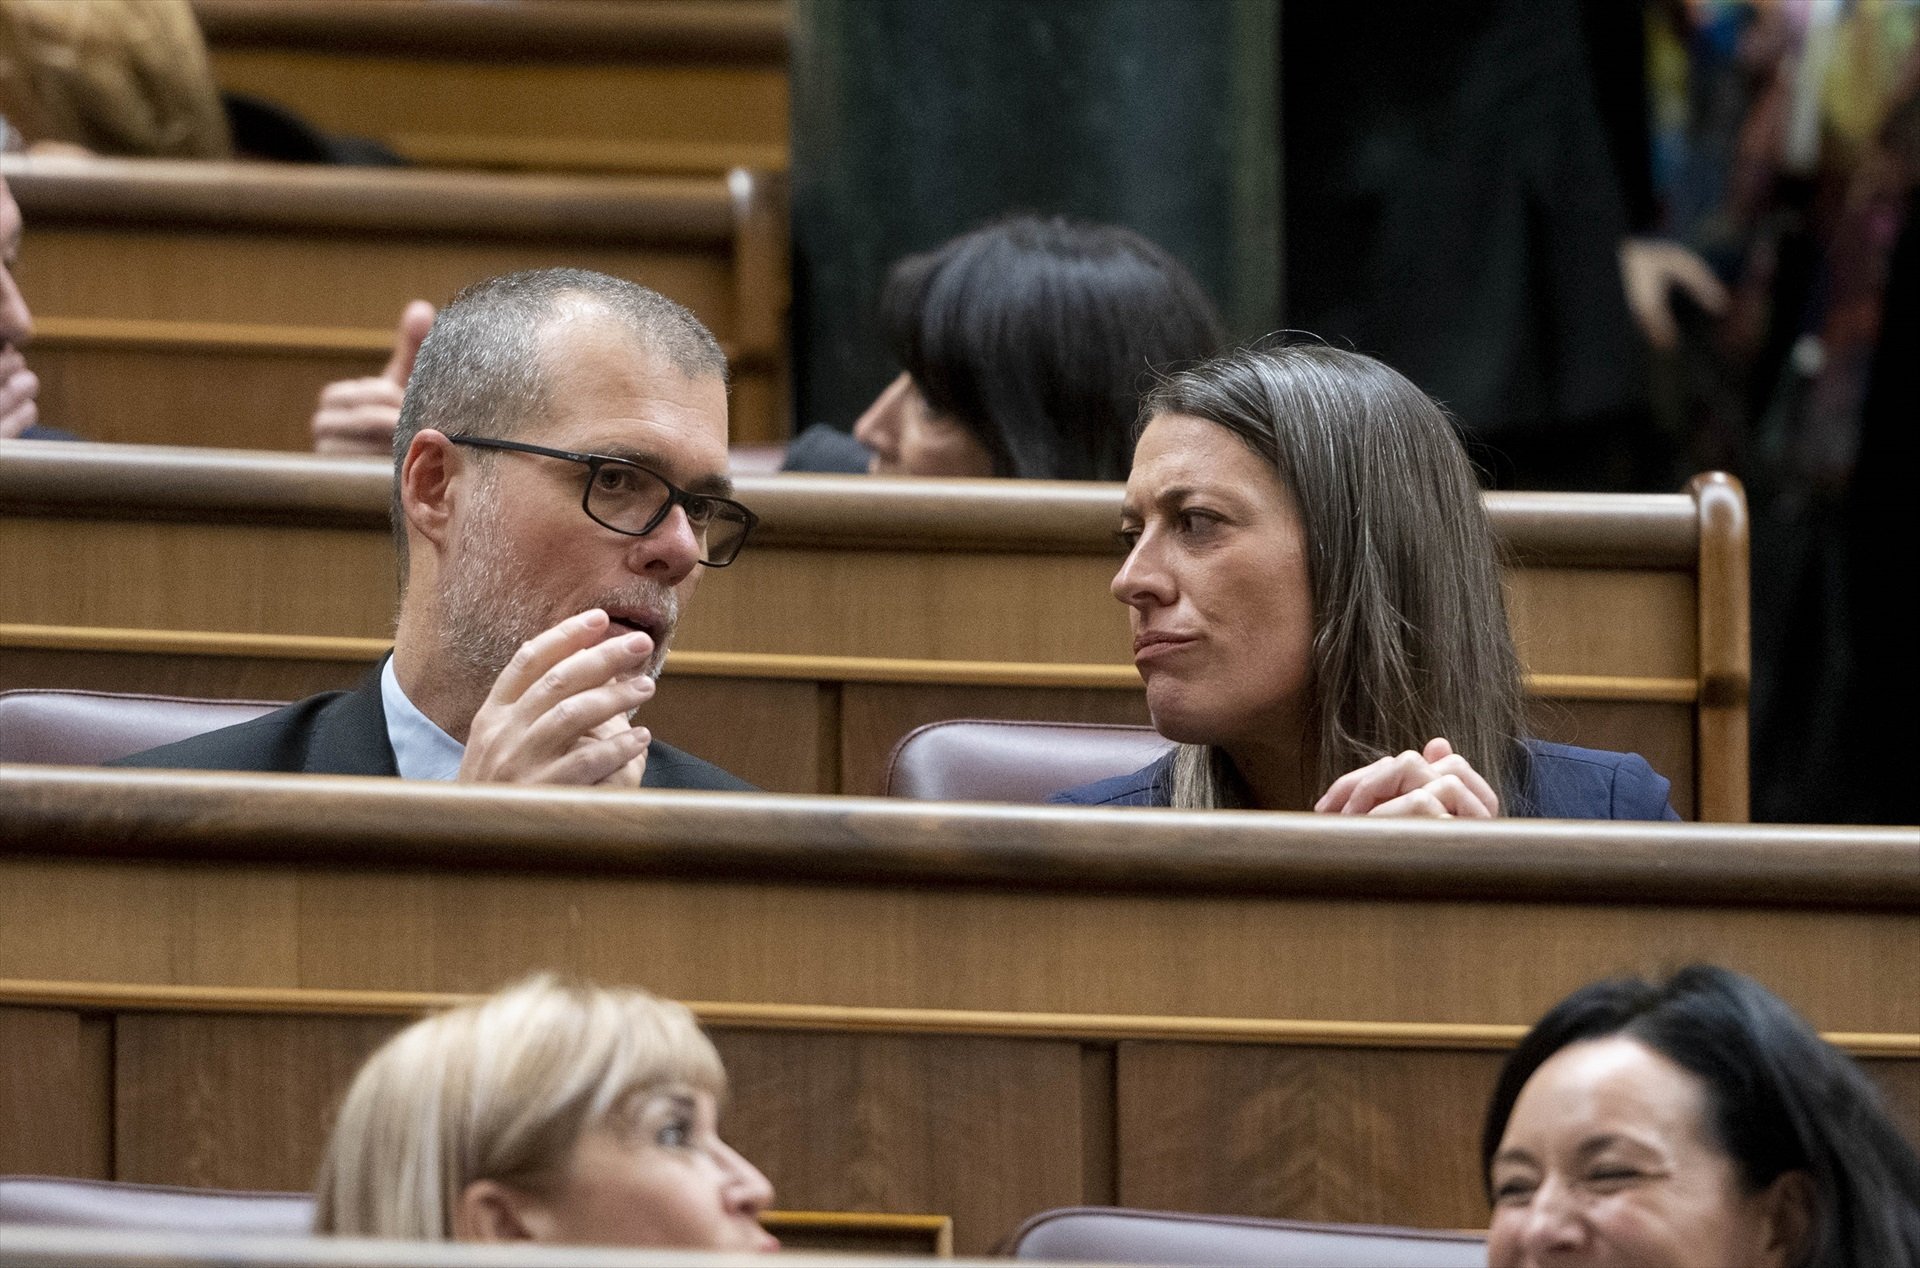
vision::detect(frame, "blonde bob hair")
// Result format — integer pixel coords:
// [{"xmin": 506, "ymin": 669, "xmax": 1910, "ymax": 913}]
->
[{"xmin": 313, "ymin": 975, "xmax": 725, "ymax": 1239}]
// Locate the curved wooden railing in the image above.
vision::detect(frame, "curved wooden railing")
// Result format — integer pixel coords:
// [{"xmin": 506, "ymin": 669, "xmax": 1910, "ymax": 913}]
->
[{"xmin": 0, "ymin": 767, "xmax": 1897, "ymax": 906}]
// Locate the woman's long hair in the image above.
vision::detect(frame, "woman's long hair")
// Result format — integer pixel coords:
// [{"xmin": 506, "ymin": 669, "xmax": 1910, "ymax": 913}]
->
[
  {"xmin": 1483, "ymin": 965, "xmax": 1920, "ymax": 1268},
  {"xmin": 1147, "ymin": 344, "xmax": 1529, "ymax": 810}
]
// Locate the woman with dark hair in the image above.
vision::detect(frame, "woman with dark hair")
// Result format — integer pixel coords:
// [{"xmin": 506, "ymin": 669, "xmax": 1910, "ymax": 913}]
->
[
  {"xmin": 842, "ymin": 214, "xmax": 1227, "ymax": 480},
  {"xmin": 1483, "ymin": 965, "xmax": 1920, "ymax": 1268},
  {"xmin": 315, "ymin": 215, "xmax": 1224, "ymax": 473},
  {"xmin": 1052, "ymin": 342, "xmax": 1677, "ymax": 817}
]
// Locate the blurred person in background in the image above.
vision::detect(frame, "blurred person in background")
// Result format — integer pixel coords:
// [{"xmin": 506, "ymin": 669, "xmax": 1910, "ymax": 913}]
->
[
  {"xmin": 315, "ymin": 975, "xmax": 778, "ymax": 1252},
  {"xmin": 319, "ymin": 215, "xmax": 1226, "ymax": 479}
]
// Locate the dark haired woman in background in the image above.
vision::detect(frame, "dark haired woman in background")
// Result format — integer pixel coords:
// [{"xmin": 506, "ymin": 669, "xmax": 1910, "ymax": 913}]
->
[
  {"xmin": 318, "ymin": 214, "xmax": 1225, "ymax": 475},
  {"xmin": 811, "ymin": 214, "xmax": 1225, "ymax": 479},
  {"xmin": 1483, "ymin": 964, "xmax": 1920, "ymax": 1268},
  {"xmin": 1053, "ymin": 343, "xmax": 1678, "ymax": 817}
]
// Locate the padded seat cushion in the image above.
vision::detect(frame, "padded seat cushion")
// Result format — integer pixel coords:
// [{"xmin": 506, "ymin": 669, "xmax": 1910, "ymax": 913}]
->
[
  {"xmin": 0, "ymin": 1175, "xmax": 314, "ymax": 1236},
  {"xmin": 0, "ymin": 690, "xmax": 283, "ymax": 766},
  {"xmin": 1006, "ymin": 1206, "xmax": 1486, "ymax": 1267},
  {"xmin": 884, "ymin": 719, "xmax": 1171, "ymax": 803}
]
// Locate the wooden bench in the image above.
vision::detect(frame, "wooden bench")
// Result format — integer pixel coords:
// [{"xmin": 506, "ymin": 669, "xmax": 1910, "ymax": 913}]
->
[
  {"xmin": 194, "ymin": 0, "xmax": 789, "ymax": 177},
  {"xmin": 0, "ymin": 768, "xmax": 1910, "ymax": 1248},
  {"xmin": 3, "ymin": 152, "xmax": 788, "ymax": 449},
  {"xmin": 0, "ymin": 442, "xmax": 1749, "ymax": 816}
]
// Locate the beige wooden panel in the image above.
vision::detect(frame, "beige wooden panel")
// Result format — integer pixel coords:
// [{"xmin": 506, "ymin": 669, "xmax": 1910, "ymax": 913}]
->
[
  {"xmin": 1868, "ymin": 1060, "xmax": 1920, "ymax": 1144},
  {"xmin": 32, "ymin": 344, "xmax": 384, "ymax": 452},
  {"xmin": 1117, "ymin": 1042, "xmax": 1500, "ymax": 1228},
  {"xmin": 209, "ymin": 54, "xmax": 788, "ymax": 175},
  {"xmin": 2, "ymin": 858, "xmax": 1913, "ymax": 1034},
  {"xmin": 679, "ymin": 548, "xmax": 1132, "ymax": 664},
  {"xmin": 0, "ymin": 521, "xmax": 396, "ymax": 638},
  {"xmin": 1507, "ymin": 568, "xmax": 1697, "ymax": 680},
  {"xmin": 0, "ymin": 864, "xmax": 304, "ymax": 989},
  {"xmin": 0, "ymin": 1006, "xmax": 110, "ymax": 1177},
  {"xmin": 19, "ymin": 232, "xmax": 735, "ymax": 334},
  {"xmin": 114, "ymin": 1011, "xmax": 405, "ymax": 1190},
  {"xmin": 644, "ymin": 676, "xmax": 831, "ymax": 794},
  {"xmin": 0, "ymin": 646, "xmax": 367, "ymax": 701},
  {"xmin": 712, "ymin": 1029, "xmax": 1087, "ymax": 1254}
]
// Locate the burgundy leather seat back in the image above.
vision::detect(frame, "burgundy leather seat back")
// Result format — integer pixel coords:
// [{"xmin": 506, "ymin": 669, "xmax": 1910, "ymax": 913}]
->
[
  {"xmin": 884, "ymin": 719, "xmax": 1172, "ymax": 803},
  {"xmin": 0, "ymin": 690, "xmax": 283, "ymax": 766},
  {"xmin": 0, "ymin": 1176, "xmax": 314, "ymax": 1236},
  {"xmin": 1006, "ymin": 1207, "xmax": 1487, "ymax": 1268}
]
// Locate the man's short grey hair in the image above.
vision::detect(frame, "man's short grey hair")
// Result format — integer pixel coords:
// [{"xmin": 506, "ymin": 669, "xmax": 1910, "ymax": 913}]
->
[{"xmin": 390, "ymin": 268, "xmax": 727, "ymax": 566}]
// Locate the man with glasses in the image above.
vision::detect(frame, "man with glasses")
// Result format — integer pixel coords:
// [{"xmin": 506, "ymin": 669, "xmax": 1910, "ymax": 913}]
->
[{"xmin": 116, "ymin": 268, "xmax": 755, "ymax": 789}]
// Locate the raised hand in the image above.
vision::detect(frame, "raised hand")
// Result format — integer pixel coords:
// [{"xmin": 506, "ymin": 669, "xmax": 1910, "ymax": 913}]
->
[
  {"xmin": 312, "ymin": 300, "xmax": 436, "ymax": 456},
  {"xmin": 457, "ymin": 609, "xmax": 660, "ymax": 787},
  {"xmin": 0, "ymin": 344, "xmax": 38, "ymax": 438}
]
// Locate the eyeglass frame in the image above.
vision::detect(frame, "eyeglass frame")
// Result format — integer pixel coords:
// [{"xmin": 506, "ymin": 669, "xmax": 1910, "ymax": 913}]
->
[{"xmin": 443, "ymin": 434, "xmax": 760, "ymax": 567}]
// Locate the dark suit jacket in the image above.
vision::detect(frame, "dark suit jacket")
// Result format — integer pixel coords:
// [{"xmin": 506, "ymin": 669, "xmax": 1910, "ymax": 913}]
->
[
  {"xmin": 779, "ymin": 422, "xmax": 872, "ymax": 474},
  {"xmin": 109, "ymin": 667, "xmax": 755, "ymax": 791},
  {"xmin": 1049, "ymin": 740, "xmax": 1680, "ymax": 820}
]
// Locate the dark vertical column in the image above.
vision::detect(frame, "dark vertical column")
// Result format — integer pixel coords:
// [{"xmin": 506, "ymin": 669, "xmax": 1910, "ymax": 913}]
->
[{"xmin": 789, "ymin": 0, "xmax": 1279, "ymax": 432}]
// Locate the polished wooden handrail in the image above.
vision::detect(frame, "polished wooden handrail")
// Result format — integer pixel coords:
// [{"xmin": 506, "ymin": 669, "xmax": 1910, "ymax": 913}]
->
[
  {"xmin": 0, "ymin": 440, "xmax": 1712, "ymax": 563},
  {"xmin": 5, "ymin": 978, "xmax": 1915, "ymax": 1056},
  {"xmin": 1, "ymin": 154, "xmax": 738, "ymax": 243},
  {"xmin": 1, "ymin": 767, "xmax": 1910, "ymax": 907}
]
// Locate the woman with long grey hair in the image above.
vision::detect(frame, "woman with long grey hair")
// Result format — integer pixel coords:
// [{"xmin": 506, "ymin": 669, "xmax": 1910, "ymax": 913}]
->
[{"xmin": 1052, "ymin": 343, "xmax": 1677, "ymax": 817}]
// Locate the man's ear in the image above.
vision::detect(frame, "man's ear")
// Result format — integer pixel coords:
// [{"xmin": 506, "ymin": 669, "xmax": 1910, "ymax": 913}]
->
[
  {"xmin": 399, "ymin": 429, "xmax": 460, "ymax": 550},
  {"xmin": 451, "ymin": 1179, "xmax": 549, "ymax": 1243},
  {"xmin": 1756, "ymin": 1169, "xmax": 1817, "ymax": 1268}
]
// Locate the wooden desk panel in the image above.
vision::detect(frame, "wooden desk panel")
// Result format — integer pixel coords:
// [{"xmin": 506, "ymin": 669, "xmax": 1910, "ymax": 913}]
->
[
  {"xmin": 0, "ymin": 448, "xmax": 1749, "ymax": 815},
  {"xmin": 5, "ymin": 154, "xmax": 789, "ymax": 447},
  {"xmin": 0, "ymin": 775, "xmax": 1910, "ymax": 1238},
  {"xmin": 196, "ymin": 0, "xmax": 789, "ymax": 177},
  {"xmin": 1, "ymin": 772, "xmax": 1909, "ymax": 1024}
]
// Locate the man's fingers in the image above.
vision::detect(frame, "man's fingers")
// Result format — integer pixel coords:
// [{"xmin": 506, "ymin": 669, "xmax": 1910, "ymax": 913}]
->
[
  {"xmin": 517, "ymin": 674, "xmax": 654, "ymax": 756},
  {"xmin": 483, "ymin": 610, "xmax": 615, "ymax": 713},
  {"xmin": 382, "ymin": 300, "xmax": 436, "ymax": 384},
  {"xmin": 528, "ymin": 723, "xmax": 648, "ymax": 787}
]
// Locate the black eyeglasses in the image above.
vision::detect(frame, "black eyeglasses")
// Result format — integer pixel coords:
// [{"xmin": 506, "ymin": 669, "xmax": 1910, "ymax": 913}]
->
[{"xmin": 446, "ymin": 435, "xmax": 759, "ymax": 567}]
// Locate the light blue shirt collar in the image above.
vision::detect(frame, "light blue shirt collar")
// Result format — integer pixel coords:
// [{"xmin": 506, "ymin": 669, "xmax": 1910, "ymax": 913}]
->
[{"xmin": 379, "ymin": 657, "xmax": 465, "ymax": 781}]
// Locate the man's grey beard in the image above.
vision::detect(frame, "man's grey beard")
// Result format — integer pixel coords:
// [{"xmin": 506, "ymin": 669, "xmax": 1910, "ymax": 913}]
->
[{"xmin": 440, "ymin": 480, "xmax": 679, "ymax": 695}]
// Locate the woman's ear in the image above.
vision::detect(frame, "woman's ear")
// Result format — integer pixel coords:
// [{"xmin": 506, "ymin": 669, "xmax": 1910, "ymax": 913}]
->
[
  {"xmin": 1756, "ymin": 1169, "xmax": 1816, "ymax": 1268},
  {"xmin": 451, "ymin": 1179, "xmax": 548, "ymax": 1243}
]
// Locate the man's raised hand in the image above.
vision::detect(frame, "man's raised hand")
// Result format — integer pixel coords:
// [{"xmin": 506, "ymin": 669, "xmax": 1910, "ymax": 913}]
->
[{"xmin": 457, "ymin": 609, "xmax": 658, "ymax": 787}]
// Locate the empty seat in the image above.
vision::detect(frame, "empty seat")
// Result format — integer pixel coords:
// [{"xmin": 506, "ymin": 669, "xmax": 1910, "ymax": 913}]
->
[
  {"xmin": 1005, "ymin": 1206, "xmax": 1486, "ymax": 1267},
  {"xmin": 0, "ymin": 1176, "xmax": 313, "ymax": 1236},
  {"xmin": 883, "ymin": 719, "xmax": 1171, "ymax": 803},
  {"xmin": 0, "ymin": 690, "xmax": 282, "ymax": 766}
]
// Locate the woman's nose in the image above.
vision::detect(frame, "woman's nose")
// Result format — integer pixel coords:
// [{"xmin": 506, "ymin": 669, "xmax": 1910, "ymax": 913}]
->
[
  {"xmin": 1111, "ymin": 534, "xmax": 1174, "ymax": 609},
  {"xmin": 852, "ymin": 372, "xmax": 911, "ymax": 453},
  {"xmin": 717, "ymin": 1139, "xmax": 774, "ymax": 1214},
  {"xmin": 1518, "ymin": 1179, "xmax": 1587, "ymax": 1258}
]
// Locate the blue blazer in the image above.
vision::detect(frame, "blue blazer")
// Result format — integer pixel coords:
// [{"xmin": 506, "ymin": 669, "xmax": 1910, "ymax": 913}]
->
[{"xmin": 1049, "ymin": 740, "xmax": 1681, "ymax": 820}]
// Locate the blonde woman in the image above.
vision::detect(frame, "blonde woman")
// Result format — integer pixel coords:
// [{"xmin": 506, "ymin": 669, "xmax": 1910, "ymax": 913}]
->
[{"xmin": 314, "ymin": 975, "xmax": 777, "ymax": 1251}]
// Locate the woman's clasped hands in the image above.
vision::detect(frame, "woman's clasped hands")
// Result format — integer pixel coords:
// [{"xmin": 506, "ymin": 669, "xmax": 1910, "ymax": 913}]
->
[{"xmin": 1314, "ymin": 737, "xmax": 1501, "ymax": 818}]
